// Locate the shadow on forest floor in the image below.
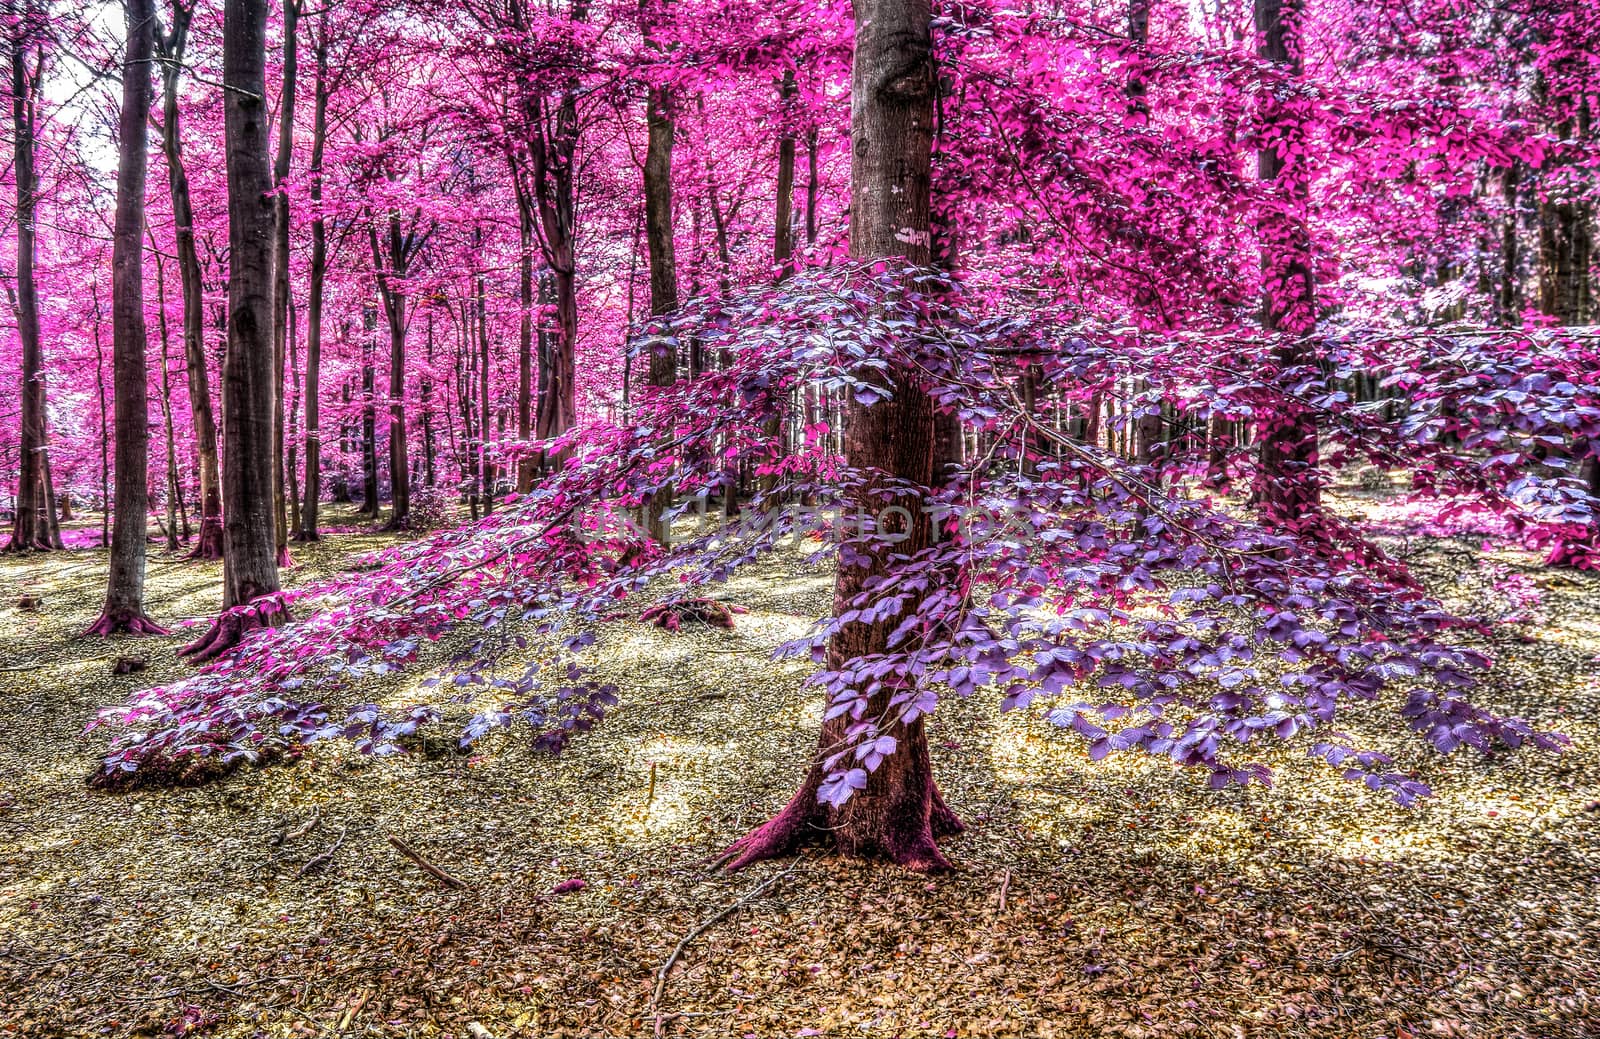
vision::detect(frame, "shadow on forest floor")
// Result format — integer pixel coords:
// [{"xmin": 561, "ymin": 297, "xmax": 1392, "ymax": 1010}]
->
[{"xmin": 0, "ymin": 496, "xmax": 1597, "ymax": 1038}]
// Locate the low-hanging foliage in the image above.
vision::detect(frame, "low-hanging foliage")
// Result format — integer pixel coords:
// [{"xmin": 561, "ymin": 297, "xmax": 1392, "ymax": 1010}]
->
[{"xmin": 91, "ymin": 266, "xmax": 1581, "ymax": 804}]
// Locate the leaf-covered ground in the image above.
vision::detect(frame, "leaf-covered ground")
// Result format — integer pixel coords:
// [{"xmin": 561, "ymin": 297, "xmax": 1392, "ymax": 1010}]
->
[{"xmin": 1, "ymin": 499, "xmax": 1597, "ymax": 1038}]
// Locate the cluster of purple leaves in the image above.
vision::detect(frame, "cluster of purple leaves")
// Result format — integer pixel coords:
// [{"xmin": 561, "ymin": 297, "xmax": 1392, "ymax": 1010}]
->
[{"xmin": 91, "ymin": 265, "xmax": 1572, "ymax": 804}]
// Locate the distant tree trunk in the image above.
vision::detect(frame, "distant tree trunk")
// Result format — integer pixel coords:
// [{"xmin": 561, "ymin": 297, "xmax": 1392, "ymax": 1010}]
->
[
  {"xmin": 156, "ymin": 2, "xmax": 223, "ymax": 560},
  {"xmin": 805, "ymin": 129, "xmax": 819, "ymax": 246},
  {"xmin": 422, "ymin": 310, "xmax": 436, "ymax": 487},
  {"xmin": 93, "ymin": 285, "xmax": 110, "ymax": 548},
  {"xmin": 360, "ymin": 305, "xmax": 380, "ymax": 515},
  {"xmin": 270, "ymin": 0, "xmax": 298, "ymax": 566},
  {"xmin": 5, "ymin": 3, "xmax": 61, "ymax": 553},
  {"xmin": 642, "ymin": 46, "xmax": 677, "ymax": 545},
  {"xmin": 181, "ymin": 0, "xmax": 287, "ymax": 662},
  {"xmin": 760, "ymin": 69, "xmax": 798, "ymax": 502},
  {"xmin": 152, "ymin": 234, "xmax": 183, "ymax": 552},
  {"xmin": 91, "ymin": 0, "xmax": 164, "ymax": 635},
  {"xmin": 726, "ymin": 0, "xmax": 961, "ymax": 874},
  {"xmin": 1251, "ymin": 0, "xmax": 1320, "ymax": 527},
  {"xmin": 514, "ymin": 185, "xmax": 535, "ymax": 490},
  {"xmin": 1541, "ymin": 108, "xmax": 1596, "ymax": 567},
  {"xmin": 369, "ymin": 210, "xmax": 411, "ymax": 529},
  {"xmin": 298, "ymin": 25, "xmax": 328, "ymax": 541},
  {"xmin": 477, "ymin": 254, "xmax": 494, "ymax": 513}
]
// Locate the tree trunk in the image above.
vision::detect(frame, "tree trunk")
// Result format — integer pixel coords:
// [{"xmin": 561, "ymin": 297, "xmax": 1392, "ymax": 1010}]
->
[
  {"xmin": 516, "ymin": 186, "xmax": 536, "ymax": 491},
  {"xmin": 1251, "ymin": 0, "xmax": 1320, "ymax": 526},
  {"xmin": 725, "ymin": 0, "xmax": 960, "ymax": 874},
  {"xmin": 642, "ymin": 55, "xmax": 677, "ymax": 545},
  {"xmin": 153, "ymin": 235, "xmax": 183, "ymax": 552},
  {"xmin": 90, "ymin": 0, "xmax": 166, "ymax": 636},
  {"xmin": 270, "ymin": 0, "xmax": 297, "ymax": 567},
  {"xmin": 182, "ymin": 0, "xmax": 287, "ymax": 662},
  {"xmin": 370, "ymin": 210, "xmax": 411, "ymax": 529},
  {"xmin": 5, "ymin": 4, "xmax": 61, "ymax": 553},
  {"xmin": 156, "ymin": 4, "xmax": 224, "ymax": 560},
  {"xmin": 298, "ymin": 26, "xmax": 328, "ymax": 541},
  {"xmin": 360, "ymin": 305, "xmax": 380, "ymax": 515}
]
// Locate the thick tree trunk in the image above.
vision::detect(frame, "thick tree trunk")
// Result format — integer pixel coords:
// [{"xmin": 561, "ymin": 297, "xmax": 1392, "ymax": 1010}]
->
[
  {"xmin": 5, "ymin": 6, "xmax": 61, "ymax": 553},
  {"xmin": 725, "ymin": 0, "xmax": 960, "ymax": 874},
  {"xmin": 642, "ymin": 62, "xmax": 678, "ymax": 545},
  {"xmin": 181, "ymin": 0, "xmax": 287, "ymax": 662},
  {"xmin": 157, "ymin": 5, "xmax": 224, "ymax": 560},
  {"xmin": 298, "ymin": 29, "xmax": 328, "ymax": 541},
  {"xmin": 1251, "ymin": 0, "xmax": 1320, "ymax": 527},
  {"xmin": 90, "ymin": 0, "xmax": 166, "ymax": 636}
]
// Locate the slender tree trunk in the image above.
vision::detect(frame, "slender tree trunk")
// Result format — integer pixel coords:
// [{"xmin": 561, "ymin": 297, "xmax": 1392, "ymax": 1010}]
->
[
  {"xmin": 477, "ymin": 254, "xmax": 494, "ymax": 513},
  {"xmin": 760, "ymin": 70, "xmax": 798, "ymax": 502},
  {"xmin": 370, "ymin": 211, "xmax": 411, "ymax": 529},
  {"xmin": 152, "ymin": 235, "xmax": 183, "ymax": 552},
  {"xmin": 642, "ymin": 52, "xmax": 678, "ymax": 545},
  {"xmin": 1251, "ymin": 0, "xmax": 1320, "ymax": 526},
  {"xmin": 360, "ymin": 306, "xmax": 380, "ymax": 515},
  {"xmin": 5, "ymin": 4, "xmax": 60, "ymax": 553},
  {"xmin": 269, "ymin": 0, "xmax": 298, "ymax": 566},
  {"xmin": 157, "ymin": 4, "xmax": 223, "ymax": 560},
  {"xmin": 91, "ymin": 0, "xmax": 165, "ymax": 636},
  {"xmin": 516, "ymin": 188, "xmax": 535, "ymax": 490},
  {"xmin": 725, "ymin": 0, "xmax": 960, "ymax": 874},
  {"xmin": 298, "ymin": 26, "xmax": 328, "ymax": 541},
  {"xmin": 93, "ymin": 284, "xmax": 110, "ymax": 548},
  {"xmin": 181, "ymin": 0, "xmax": 287, "ymax": 662}
]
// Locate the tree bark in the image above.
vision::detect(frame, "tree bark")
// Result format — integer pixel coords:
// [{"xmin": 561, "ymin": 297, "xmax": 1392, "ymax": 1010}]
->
[
  {"xmin": 360, "ymin": 304, "xmax": 380, "ymax": 515},
  {"xmin": 90, "ymin": 0, "xmax": 166, "ymax": 636},
  {"xmin": 156, "ymin": 3, "xmax": 224, "ymax": 560},
  {"xmin": 181, "ymin": 0, "xmax": 287, "ymax": 662},
  {"xmin": 298, "ymin": 25, "xmax": 329, "ymax": 541},
  {"xmin": 270, "ymin": 0, "xmax": 298, "ymax": 566},
  {"xmin": 1251, "ymin": 0, "xmax": 1320, "ymax": 526},
  {"xmin": 642, "ymin": 32, "xmax": 678, "ymax": 545},
  {"xmin": 5, "ymin": 3, "xmax": 61, "ymax": 553},
  {"xmin": 369, "ymin": 209, "xmax": 411, "ymax": 529},
  {"xmin": 725, "ymin": 0, "xmax": 960, "ymax": 874}
]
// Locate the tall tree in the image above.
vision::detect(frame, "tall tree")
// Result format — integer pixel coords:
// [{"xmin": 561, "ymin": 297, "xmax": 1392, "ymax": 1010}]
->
[
  {"xmin": 297, "ymin": 19, "xmax": 330, "ymax": 540},
  {"xmin": 88, "ymin": 0, "xmax": 167, "ymax": 635},
  {"xmin": 181, "ymin": 0, "xmax": 286, "ymax": 662},
  {"xmin": 4, "ymin": 0, "xmax": 61, "ymax": 552},
  {"xmin": 1251, "ymin": 0, "xmax": 1321, "ymax": 527},
  {"xmin": 723, "ymin": 0, "xmax": 962, "ymax": 872},
  {"xmin": 271, "ymin": 0, "xmax": 300, "ymax": 564},
  {"xmin": 641, "ymin": 0, "xmax": 677, "ymax": 545},
  {"xmin": 155, "ymin": 0, "xmax": 224, "ymax": 560}
]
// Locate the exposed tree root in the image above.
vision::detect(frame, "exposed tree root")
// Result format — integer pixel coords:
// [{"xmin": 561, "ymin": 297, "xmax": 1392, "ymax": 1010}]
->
[
  {"xmin": 722, "ymin": 766, "xmax": 960, "ymax": 874},
  {"xmin": 82, "ymin": 611, "xmax": 170, "ymax": 638},
  {"xmin": 179, "ymin": 596, "xmax": 290, "ymax": 664},
  {"xmin": 186, "ymin": 518, "xmax": 225, "ymax": 561},
  {"xmin": 640, "ymin": 597, "xmax": 748, "ymax": 632}
]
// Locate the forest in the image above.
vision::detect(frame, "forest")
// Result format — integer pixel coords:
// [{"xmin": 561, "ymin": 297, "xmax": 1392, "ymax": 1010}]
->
[{"xmin": 1, "ymin": 0, "xmax": 1597, "ymax": 1034}]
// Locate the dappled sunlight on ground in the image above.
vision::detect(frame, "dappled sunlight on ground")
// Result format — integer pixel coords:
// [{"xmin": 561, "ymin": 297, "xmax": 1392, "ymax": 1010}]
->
[{"xmin": 1, "ymin": 501, "xmax": 1597, "ymax": 1037}]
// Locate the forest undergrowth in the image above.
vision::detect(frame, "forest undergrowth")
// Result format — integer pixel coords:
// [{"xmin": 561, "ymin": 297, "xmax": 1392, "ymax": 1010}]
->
[{"xmin": 1, "ymin": 496, "xmax": 1597, "ymax": 1039}]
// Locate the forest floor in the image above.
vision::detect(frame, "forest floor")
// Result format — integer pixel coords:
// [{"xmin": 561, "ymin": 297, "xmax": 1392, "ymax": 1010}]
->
[{"xmin": 1, "ymin": 496, "xmax": 1598, "ymax": 1039}]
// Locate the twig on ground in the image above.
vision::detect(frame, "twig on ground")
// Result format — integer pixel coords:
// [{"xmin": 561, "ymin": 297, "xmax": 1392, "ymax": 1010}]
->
[
  {"xmin": 387, "ymin": 834, "xmax": 469, "ymax": 889},
  {"xmin": 297, "ymin": 824, "xmax": 348, "ymax": 878},
  {"xmin": 650, "ymin": 858, "xmax": 802, "ymax": 1037},
  {"xmin": 997, "ymin": 869, "xmax": 1012, "ymax": 914}
]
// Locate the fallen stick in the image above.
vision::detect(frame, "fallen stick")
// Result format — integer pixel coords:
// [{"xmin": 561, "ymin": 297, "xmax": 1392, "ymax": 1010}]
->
[
  {"xmin": 386, "ymin": 835, "xmax": 468, "ymax": 889},
  {"xmin": 650, "ymin": 858, "xmax": 801, "ymax": 1036},
  {"xmin": 296, "ymin": 824, "xmax": 348, "ymax": 878},
  {"xmin": 997, "ymin": 868, "xmax": 1011, "ymax": 914}
]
